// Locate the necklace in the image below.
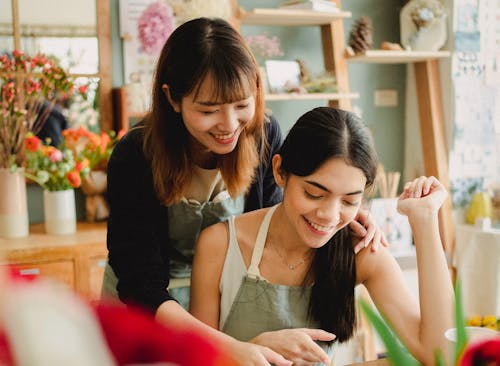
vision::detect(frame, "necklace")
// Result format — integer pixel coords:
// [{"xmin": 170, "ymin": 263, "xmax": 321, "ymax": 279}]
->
[{"xmin": 268, "ymin": 239, "xmax": 311, "ymax": 271}]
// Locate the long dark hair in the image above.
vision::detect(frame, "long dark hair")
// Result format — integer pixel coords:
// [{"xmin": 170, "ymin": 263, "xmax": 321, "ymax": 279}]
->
[
  {"xmin": 143, "ymin": 17, "xmax": 265, "ymax": 205},
  {"xmin": 278, "ymin": 107, "xmax": 378, "ymax": 342}
]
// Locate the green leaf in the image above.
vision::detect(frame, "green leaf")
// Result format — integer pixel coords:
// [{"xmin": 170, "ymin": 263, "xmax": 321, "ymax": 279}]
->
[
  {"xmin": 454, "ymin": 281, "xmax": 468, "ymax": 364},
  {"xmin": 434, "ymin": 349, "xmax": 447, "ymax": 366},
  {"xmin": 360, "ymin": 300, "xmax": 420, "ymax": 366}
]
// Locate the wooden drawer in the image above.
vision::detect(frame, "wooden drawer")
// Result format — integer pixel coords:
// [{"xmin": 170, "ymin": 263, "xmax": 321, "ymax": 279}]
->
[
  {"xmin": 88, "ymin": 256, "xmax": 107, "ymax": 301},
  {"xmin": 4, "ymin": 260, "xmax": 75, "ymax": 290}
]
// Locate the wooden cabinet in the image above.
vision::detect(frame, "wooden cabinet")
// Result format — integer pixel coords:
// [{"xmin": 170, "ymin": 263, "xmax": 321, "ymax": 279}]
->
[{"xmin": 0, "ymin": 222, "xmax": 107, "ymax": 301}]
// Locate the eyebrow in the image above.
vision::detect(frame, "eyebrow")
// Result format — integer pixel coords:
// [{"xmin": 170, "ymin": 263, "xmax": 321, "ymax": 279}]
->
[{"xmin": 304, "ymin": 180, "xmax": 363, "ymax": 196}]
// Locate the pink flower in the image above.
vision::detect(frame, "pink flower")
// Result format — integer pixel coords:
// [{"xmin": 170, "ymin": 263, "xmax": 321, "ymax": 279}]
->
[
  {"xmin": 245, "ymin": 33, "xmax": 284, "ymax": 60},
  {"xmin": 48, "ymin": 149, "xmax": 63, "ymax": 163},
  {"xmin": 137, "ymin": 1, "xmax": 175, "ymax": 55}
]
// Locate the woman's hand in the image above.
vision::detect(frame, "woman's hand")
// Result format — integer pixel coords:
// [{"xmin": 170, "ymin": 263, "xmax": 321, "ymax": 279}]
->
[
  {"xmin": 229, "ymin": 340, "xmax": 293, "ymax": 366},
  {"xmin": 397, "ymin": 176, "xmax": 448, "ymax": 218},
  {"xmin": 250, "ymin": 328, "xmax": 335, "ymax": 366},
  {"xmin": 351, "ymin": 208, "xmax": 389, "ymax": 254}
]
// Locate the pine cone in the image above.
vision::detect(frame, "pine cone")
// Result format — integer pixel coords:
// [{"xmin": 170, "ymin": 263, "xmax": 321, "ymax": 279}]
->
[{"xmin": 348, "ymin": 16, "xmax": 374, "ymax": 54}]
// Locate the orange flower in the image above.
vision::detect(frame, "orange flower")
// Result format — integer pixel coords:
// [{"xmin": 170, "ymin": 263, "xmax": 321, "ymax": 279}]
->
[
  {"xmin": 25, "ymin": 135, "xmax": 41, "ymax": 152},
  {"xmin": 117, "ymin": 129, "xmax": 126, "ymax": 139},
  {"xmin": 99, "ymin": 132, "xmax": 111, "ymax": 153},
  {"xmin": 75, "ymin": 158, "xmax": 89, "ymax": 172},
  {"xmin": 66, "ymin": 171, "xmax": 81, "ymax": 188}
]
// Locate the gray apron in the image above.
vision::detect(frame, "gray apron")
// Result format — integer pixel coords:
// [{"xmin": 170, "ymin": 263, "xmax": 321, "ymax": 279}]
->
[
  {"xmin": 102, "ymin": 192, "xmax": 244, "ymax": 310},
  {"xmin": 222, "ymin": 205, "xmax": 337, "ymax": 365}
]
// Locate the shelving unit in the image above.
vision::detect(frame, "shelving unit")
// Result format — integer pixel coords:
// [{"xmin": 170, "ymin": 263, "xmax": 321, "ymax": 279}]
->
[
  {"xmin": 264, "ymin": 92, "xmax": 359, "ymax": 101},
  {"xmin": 347, "ymin": 50, "xmax": 451, "ymax": 63},
  {"xmin": 240, "ymin": 7, "xmax": 351, "ymax": 26},
  {"xmin": 237, "ymin": 3, "xmax": 353, "ymax": 110},
  {"xmin": 347, "ymin": 49, "xmax": 454, "ymax": 259}
]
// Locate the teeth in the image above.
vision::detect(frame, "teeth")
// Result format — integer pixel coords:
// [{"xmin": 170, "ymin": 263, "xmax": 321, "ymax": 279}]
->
[
  {"xmin": 212, "ymin": 131, "xmax": 235, "ymax": 140},
  {"xmin": 306, "ymin": 218, "xmax": 333, "ymax": 232}
]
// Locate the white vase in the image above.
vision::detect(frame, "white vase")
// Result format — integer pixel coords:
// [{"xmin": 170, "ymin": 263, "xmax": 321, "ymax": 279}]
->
[
  {"xmin": 0, "ymin": 168, "xmax": 29, "ymax": 238},
  {"xmin": 43, "ymin": 189, "xmax": 76, "ymax": 235}
]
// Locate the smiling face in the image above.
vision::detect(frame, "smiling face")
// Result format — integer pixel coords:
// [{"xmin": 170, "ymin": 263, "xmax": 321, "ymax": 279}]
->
[
  {"xmin": 274, "ymin": 155, "xmax": 367, "ymax": 249},
  {"xmin": 164, "ymin": 73, "xmax": 256, "ymax": 157}
]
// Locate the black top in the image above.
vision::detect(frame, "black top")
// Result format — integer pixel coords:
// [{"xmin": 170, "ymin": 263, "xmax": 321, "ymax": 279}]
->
[
  {"xmin": 106, "ymin": 116, "xmax": 283, "ymax": 313},
  {"xmin": 36, "ymin": 103, "xmax": 69, "ymax": 147}
]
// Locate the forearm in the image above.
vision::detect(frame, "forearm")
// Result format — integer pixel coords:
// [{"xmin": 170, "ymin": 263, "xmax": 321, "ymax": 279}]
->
[
  {"xmin": 410, "ymin": 211, "xmax": 454, "ymax": 364},
  {"xmin": 156, "ymin": 301, "xmax": 239, "ymax": 349}
]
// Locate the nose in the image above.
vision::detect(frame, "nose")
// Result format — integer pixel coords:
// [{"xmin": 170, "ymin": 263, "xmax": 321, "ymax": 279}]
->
[
  {"xmin": 316, "ymin": 199, "xmax": 342, "ymax": 225},
  {"xmin": 217, "ymin": 107, "xmax": 240, "ymax": 132}
]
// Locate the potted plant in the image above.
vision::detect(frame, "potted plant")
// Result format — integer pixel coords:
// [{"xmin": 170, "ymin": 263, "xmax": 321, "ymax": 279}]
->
[{"xmin": 24, "ymin": 134, "xmax": 90, "ymax": 235}]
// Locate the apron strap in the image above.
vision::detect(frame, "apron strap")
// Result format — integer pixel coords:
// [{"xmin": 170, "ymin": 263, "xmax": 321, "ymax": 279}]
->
[{"xmin": 248, "ymin": 204, "xmax": 279, "ymax": 277}]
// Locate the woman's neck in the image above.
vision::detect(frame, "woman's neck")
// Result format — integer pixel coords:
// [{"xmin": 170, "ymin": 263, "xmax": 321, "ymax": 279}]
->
[{"xmin": 188, "ymin": 138, "xmax": 217, "ymax": 169}]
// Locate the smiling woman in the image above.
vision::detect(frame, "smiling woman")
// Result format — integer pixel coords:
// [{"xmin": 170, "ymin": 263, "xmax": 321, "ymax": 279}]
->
[
  {"xmin": 0, "ymin": 0, "xmax": 113, "ymax": 131},
  {"xmin": 190, "ymin": 107, "xmax": 454, "ymax": 366}
]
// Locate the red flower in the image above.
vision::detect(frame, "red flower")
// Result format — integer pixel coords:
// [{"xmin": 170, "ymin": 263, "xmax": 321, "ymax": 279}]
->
[
  {"xmin": 460, "ymin": 338, "xmax": 500, "ymax": 366},
  {"xmin": 66, "ymin": 171, "xmax": 81, "ymax": 188},
  {"xmin": 78, "ymin": 85, "xmax": 88, "ymax": 94},
  {"xmin": 25, "ymin": 135, "xmax": 41, "ymax": 152}
]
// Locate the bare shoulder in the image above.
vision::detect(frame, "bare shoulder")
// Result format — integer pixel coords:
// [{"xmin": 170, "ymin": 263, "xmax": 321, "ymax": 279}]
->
[
  {"xmin": 355, "ymin": 246, "xmax": 400, "ymax": 285},
  {"xmin": 196, "ymin": 220, "xmax": 231, "ymax": 259},
  {"xmin": 233, "ymin": 208, "xmax": 271, "ymax": 263}
]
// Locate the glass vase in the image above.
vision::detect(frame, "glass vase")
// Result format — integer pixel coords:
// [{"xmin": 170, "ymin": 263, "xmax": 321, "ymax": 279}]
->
[{"xmin": 43, "ymin": 189, "xmax": 76, "ymax": 235}]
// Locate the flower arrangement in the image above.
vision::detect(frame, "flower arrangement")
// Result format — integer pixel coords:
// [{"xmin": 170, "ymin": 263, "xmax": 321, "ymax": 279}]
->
[
  {"xmin": 62, "ymin": 126, "xmax": 125, "ymax": 171},
  {"xmin": 361, "ymin": 283, "xmax": 500, "ymax": 366},
  {"xmin": 24, "ymin": 133, "xmax": 90, "ymax": 191},
  {"xmin": 409, "ymin": 0, "xmax": 445, "ymax": 31},
  {"xmin": 138, "ymin": 1, "xmax": 175, "ymax": 55},
  {"xmin": 0, "ymin": 50, "xmax": 76, "ymax": 170},
  {"xmin": 244, "ymin": 33, "xmax": 284, "ymax": 64}
]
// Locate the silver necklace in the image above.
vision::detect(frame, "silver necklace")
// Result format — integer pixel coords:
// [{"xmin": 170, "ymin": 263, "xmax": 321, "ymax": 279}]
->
[{"xmin": 268, "ymin": 239, "xmax": 310, "ymax": 271}]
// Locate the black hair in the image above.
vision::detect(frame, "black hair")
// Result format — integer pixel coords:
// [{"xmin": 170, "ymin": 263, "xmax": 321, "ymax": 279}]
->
[{"xmin": 278, "ymin": 107, "xmax": 378, "ymax": 342}]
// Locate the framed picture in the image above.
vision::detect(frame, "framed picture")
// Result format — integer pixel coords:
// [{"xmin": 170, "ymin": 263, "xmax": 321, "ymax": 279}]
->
[
  {"xmin": 369, "ymin": 198, "xmax": 413, "ymax": 256},
  {"xmin": 265, "ymin": 60, "xmax": 301, "ymax": 93}
]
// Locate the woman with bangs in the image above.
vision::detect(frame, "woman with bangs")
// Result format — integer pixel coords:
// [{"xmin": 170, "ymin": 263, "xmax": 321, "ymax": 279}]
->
[{"xmin": 104, "ymin": 18, "xmax": 384, "ymax": 365}]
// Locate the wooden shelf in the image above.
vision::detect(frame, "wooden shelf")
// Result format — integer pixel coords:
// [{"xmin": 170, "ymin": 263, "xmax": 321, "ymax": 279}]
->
[
  {"xmin": 240, "ymin": 8, "xmax": 351, "ymax": 26},
  {"xmin": 265, "ymin": 92, "xmax": 359, "ymax": 101},
  {"xmin": 346, "ymin": 50, "xmax": 451, "ymax": 64}
]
